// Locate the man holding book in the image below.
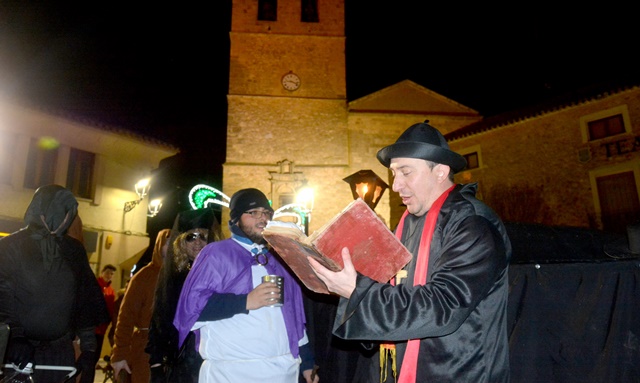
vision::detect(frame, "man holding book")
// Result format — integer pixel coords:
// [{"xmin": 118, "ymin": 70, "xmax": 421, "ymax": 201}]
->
[
  {"xmin": 173, "ymin": 188, "xmax": 319, "ymax": 383},
  {"xmin": 309, "ymin": 121, "xmax": 512, "ymax": 383}
]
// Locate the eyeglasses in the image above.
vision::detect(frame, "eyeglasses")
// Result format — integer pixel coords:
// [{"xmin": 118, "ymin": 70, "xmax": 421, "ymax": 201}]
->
[
  {"xmin": 244, "ymin": 210, "xmax": 273, "ymax": 220},
  {"xmin": 185, "ymin": 232, "xmax": 208, "ymax": 243}
]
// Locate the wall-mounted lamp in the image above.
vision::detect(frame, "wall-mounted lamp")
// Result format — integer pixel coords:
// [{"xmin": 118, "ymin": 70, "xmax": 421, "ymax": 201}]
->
[
  {"xmin": 296, "ymin": 186, "xmax": 314, "ymax": 235},
  {"xmin": 343, "ymin": 169, "xmax": 389, "ymax": 210},
  {"xmin": 124, "ymin": 178, "xmax": 151, "ymax": 213},
  {"xmin": 271, "ymin": 186, "xmax": 314, "ymax": 234},
  {"xmin": 147, "ymin": 198, "xmax": 163, "ymax": 217},
  {"xmin": 296, "ymin": 186, "xmax": 314, "ymax": 212}
]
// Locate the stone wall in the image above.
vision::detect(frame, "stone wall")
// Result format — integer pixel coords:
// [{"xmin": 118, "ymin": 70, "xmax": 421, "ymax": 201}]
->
[{"xmin": 449, "ymin": 87, "xmax": 640, "ymax": 229}]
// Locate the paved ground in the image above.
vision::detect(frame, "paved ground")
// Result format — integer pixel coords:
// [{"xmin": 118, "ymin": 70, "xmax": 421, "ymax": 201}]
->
[{"xmin": 93, "ymin": 361, "xmax": 111, "ymax": 383}]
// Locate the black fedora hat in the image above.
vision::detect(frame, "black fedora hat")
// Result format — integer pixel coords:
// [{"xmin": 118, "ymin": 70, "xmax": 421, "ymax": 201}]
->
[
  {"xmin": 604, "ymin": 222, "xmax": 640, "ymax": 259},
  {"xmin": 376, "ymin": 120, "xmax": 467, "ymax": 173}
]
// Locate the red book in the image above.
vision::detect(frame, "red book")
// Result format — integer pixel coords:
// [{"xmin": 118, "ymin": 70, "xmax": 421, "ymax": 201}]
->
[{"xmin": 264, "ymin": 198, "xmax": 412, "ymax": 294}]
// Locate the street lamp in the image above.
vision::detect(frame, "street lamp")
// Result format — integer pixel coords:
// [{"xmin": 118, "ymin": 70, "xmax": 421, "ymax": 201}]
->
[
  {"xmin": 296, "ymin": 186, "xmax": 314, "ymax": 235},
  {"xmin": 124, "ymin": 178, "xmax": 151, "ymax": 213},
  {"xmin": 343, "ymin": 169, "xmax": 389, "ymax": 210},
  {"xmin": 147, "ymin": 198, "xmax": 163, "ymax": 217}
]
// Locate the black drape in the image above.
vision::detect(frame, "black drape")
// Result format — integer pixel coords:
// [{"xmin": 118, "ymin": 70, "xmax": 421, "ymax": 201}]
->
[
  {"xmin": 507, "ymin": 222, "xmax": 640, "ymax": 382},
  {"xmin": 508, "ymin": 259, "xmax": 640, "ymax": 382}
]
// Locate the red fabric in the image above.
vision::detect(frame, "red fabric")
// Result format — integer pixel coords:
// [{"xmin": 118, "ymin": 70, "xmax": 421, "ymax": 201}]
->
[
  {"xmin": 394, "ymin": 185, "xmax": 454, "ymax": 383},
  {"xmin": 96, "ymin": 276, "xmax": 116, "ymax": 334}
]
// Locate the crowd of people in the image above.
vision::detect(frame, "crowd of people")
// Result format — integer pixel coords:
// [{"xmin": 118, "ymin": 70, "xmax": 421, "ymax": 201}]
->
[{"xmin": 0, "ymin": 120, "xmax": 512, "ymax": 383}]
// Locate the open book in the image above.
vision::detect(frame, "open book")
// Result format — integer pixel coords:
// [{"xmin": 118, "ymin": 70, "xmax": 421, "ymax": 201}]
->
[{"xmin": 263, "ymin": 198, "xmax": 412, "ymax": 294}]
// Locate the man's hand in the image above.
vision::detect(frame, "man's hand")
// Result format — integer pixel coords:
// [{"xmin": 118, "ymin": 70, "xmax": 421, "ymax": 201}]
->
[
  {"xmin": 246, "ymin": 281, "xmax": 281, "ymax": 310},
  {"xmin": 110, "ymin": 359, "xmax": 131, "ymax": 380},
  {"xmin": 308, "ymin": 247, "xmax": 357, "ymax": 298},
  {"xmin": 302, "ymin": 366, "xmax": 320, "ymax": 383}
]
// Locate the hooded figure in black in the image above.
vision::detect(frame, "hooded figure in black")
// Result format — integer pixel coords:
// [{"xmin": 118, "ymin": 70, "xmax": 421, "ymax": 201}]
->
[
  {"xmin": 0, "ymin": 184, "xmax": 110, "ymax": 382},
  {"xmin": 146, "ymin": 207, "xmax": 224, "ymax": 383}
]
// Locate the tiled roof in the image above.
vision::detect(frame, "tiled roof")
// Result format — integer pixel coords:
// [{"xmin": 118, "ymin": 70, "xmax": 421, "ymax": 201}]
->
[
  {"xmin": 45, "ymin": 106, "xmax": 179, "ymax": 151},
  {"xmin": 445, "ymin": 79, "xmax": 640, "ymax": 142},
  {"xmin": 1, "ymin": 93, "xmax": 178, "ymax": 152}
]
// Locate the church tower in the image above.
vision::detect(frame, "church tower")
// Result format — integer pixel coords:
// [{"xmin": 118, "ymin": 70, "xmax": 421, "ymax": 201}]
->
[{"xmin": 223, "ymin": 0, "xmax": 351, "ymax": 231}]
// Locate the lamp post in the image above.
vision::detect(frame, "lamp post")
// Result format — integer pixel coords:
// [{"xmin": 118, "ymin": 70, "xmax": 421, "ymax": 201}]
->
[{"xmin": 343, "ymin": 169, "xmax": 389, "ymax": 210}]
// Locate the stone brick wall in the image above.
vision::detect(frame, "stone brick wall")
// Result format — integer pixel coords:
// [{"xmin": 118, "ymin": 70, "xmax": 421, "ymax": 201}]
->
[
  {"xmin": 231, "ymin": 0, "xmax": 344, "ymax": 36},
  {"xmin": 449, "ymin": 88, "xmax": 640, "ymax": 230},
  {"xmin": 229, "ymin": 33, "xmax": 346, "ymax": 99},
  {"xmin": 224, "ymin": 0, "xmax": 639, "ymax": 235},
  {"xmin": 226, "ymin": 95, "xmax": 348, "ymax": 165}
]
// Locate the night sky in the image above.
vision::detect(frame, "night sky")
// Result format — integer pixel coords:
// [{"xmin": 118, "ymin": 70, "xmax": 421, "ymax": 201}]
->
[{"xmin": 1, "ymin": 2, "xmax": 636, "ymax": 177}]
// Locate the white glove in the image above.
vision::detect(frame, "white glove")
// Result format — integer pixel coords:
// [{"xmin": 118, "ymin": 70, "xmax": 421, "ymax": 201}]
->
[{"xmin": 110, "ymin": 359, "xmax": 131, "ymax": 378}]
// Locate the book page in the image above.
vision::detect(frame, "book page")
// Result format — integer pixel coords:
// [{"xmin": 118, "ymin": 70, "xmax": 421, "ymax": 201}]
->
[{"xmin": 263, "ymin": 220, "xmax": 308, "ymax": 241}]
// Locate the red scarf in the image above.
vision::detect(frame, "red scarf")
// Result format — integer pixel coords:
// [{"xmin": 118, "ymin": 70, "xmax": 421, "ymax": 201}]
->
[{"xmin": 393, "ymin": 185, "xmax": 454, "ymax": 383}]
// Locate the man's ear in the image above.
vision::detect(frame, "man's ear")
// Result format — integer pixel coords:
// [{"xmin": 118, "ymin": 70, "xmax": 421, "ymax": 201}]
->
[{"xmin": 436, "ymin": 164, "xmax": 451, "ymax": 181}]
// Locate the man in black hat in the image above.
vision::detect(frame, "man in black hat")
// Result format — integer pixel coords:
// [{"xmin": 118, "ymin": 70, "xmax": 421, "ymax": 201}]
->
[
  {"xmin": 309, "ymin": 121, "xmax": 512, "ymax": 382},
  {"xmin": 173, "ymin": 188, "xmax": 318, "ymax": 383}
]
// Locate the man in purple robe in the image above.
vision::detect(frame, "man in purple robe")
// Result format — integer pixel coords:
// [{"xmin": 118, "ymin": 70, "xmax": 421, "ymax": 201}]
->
[{"xmin": 174, "ymin": 188, "xmax": 318, "ymax": 383}]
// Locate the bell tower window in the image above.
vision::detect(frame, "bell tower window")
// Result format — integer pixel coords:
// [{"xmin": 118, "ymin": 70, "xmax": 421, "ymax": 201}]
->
[
  {"xmin": 301, "ymin": 0, "xmax": 319, "ymax": 22},
  {"xmin": 258, "ymin": 0, "xmax": 277, "ymax": 21}
]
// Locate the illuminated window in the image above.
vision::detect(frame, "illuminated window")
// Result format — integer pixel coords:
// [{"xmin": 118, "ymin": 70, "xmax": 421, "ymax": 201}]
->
[
  {"xmin": 258, "ymin": 0, "xmax": 277, "ymax": 21},
  {"xmin": 67, "ymin": 148, "xmax": 95, "ymax": 199},
  {"xmin": 24, "ymin": 138, "xmax": 58, "ymax": 189}
]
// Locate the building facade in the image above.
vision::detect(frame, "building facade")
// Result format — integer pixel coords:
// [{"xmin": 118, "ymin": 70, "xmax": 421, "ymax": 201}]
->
[
  {"xmin": 0, "ymin": 96, "xmax": 178, "ymax": 288},
  {"xmin": 447, "ymin": 84, "xmax": 640, "ymax": 234},
  {"xmin": 223, "ymin": 0, "xmax": 639, "ymax": 235},
  {"xmin": 223, "ymin": 0, "xmax": 351, "ymax": 234}
]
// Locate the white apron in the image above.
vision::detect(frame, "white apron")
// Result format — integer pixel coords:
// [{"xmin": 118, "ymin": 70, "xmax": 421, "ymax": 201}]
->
[{"xmin": 192, "ymin": 265, "xmax": 305, "ymax": 383}]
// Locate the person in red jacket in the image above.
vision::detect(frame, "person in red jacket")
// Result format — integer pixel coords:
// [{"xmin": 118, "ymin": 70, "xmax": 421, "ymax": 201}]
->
[
  {"xmin": 97, "ymin": 264, "xmax": 117, "ymax": 347},
  {"xmin": 80, "ymin": 264, "xmax": 116, "ymax": 383}
]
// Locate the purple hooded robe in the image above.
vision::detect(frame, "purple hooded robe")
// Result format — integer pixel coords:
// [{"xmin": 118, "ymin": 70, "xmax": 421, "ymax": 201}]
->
[{"xmin": 173, "ymin": 239, "xmax": 307, "ymax": 358}]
